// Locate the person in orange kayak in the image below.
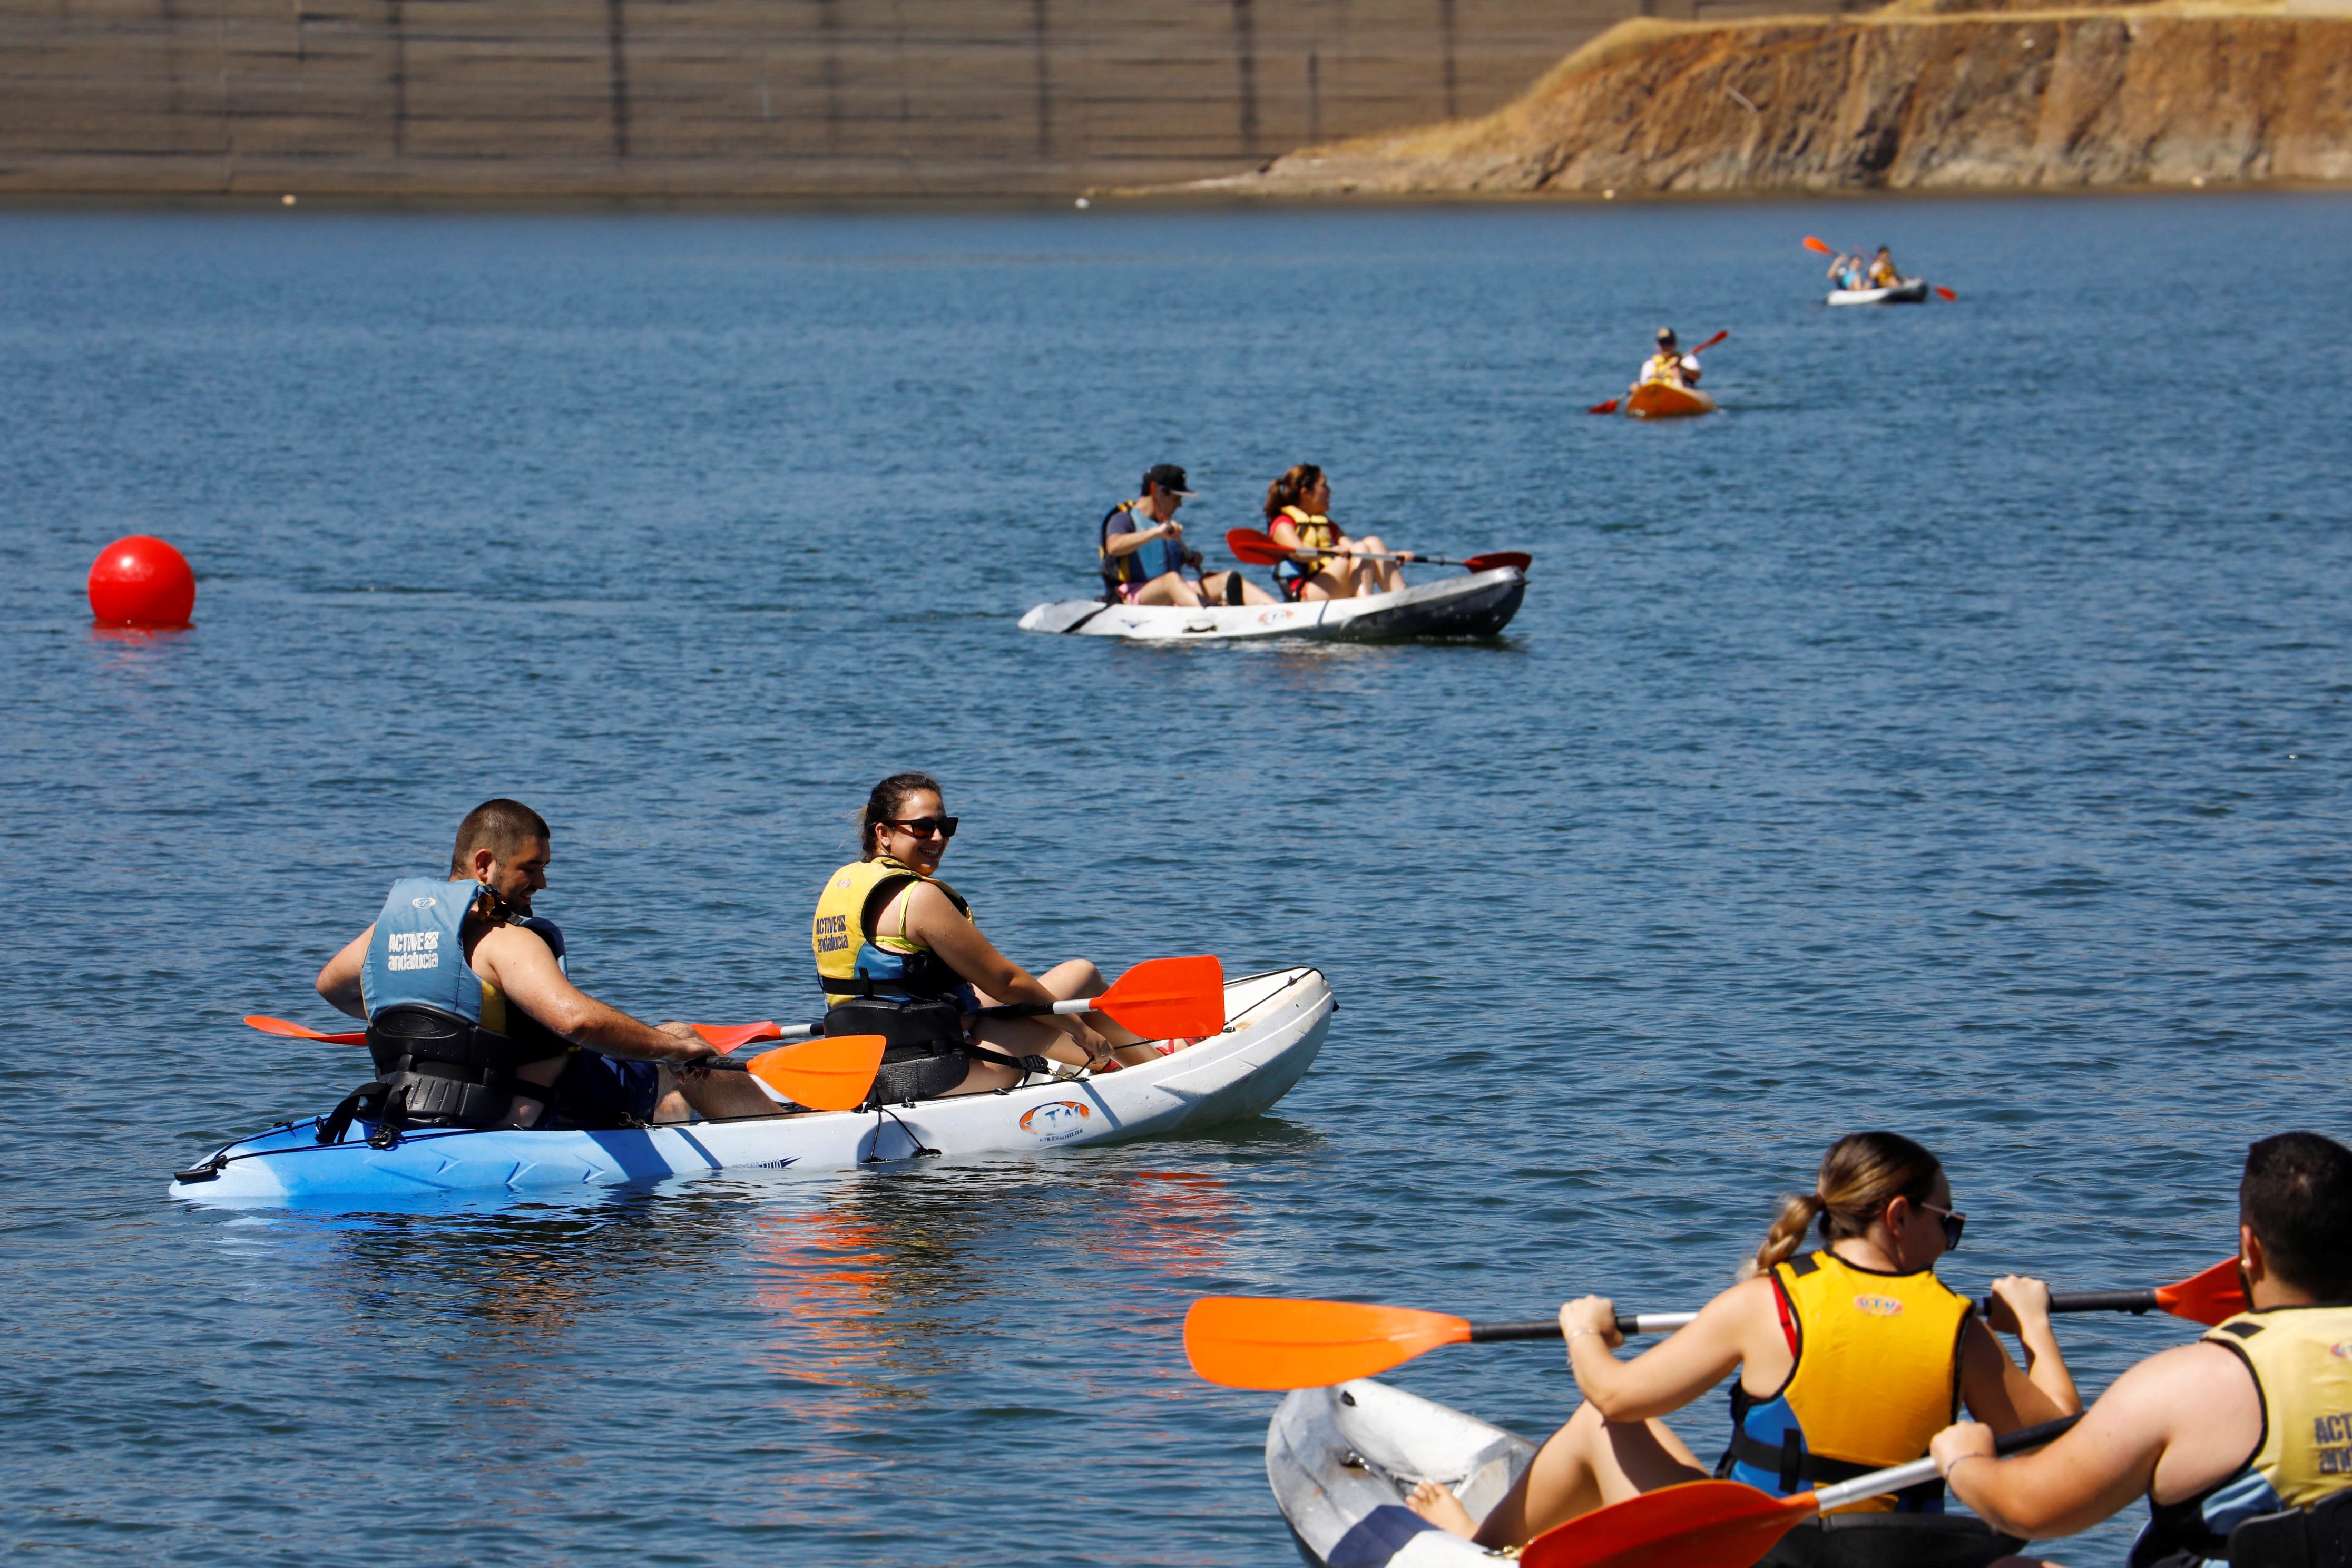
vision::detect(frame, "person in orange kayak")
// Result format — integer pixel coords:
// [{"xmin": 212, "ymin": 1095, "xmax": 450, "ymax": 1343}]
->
[
  {"xmin": 1100, "ymin": 463, "xmax": 1274, "ymax": 608},
  {"xmin": 1929, "ymin": 1131, "xmax": 2352, "ymax": 1568},
  {"xmin": 1263, "ymin": 464, "xmax": 1412, "ymax": 601},
  {"xmin": 812, "ymin": 772, "xmax": 1173, "ymax": 1103},
  {"xmin": 1868, "ymin": 246, "xmax": 1900, "ymax": 288},
  {"xmin": 1634, "ymin": 326, "xmax": 1700, "ymax": 391},
  {"xmin": 1407, "ymin": 1131, "xmax": 2081, "ymax": 1549}
]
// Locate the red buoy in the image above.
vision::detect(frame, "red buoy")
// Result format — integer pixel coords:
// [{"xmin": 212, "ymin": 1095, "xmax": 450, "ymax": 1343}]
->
[{"xmin": 88, "ymin": 536, "xmax": 197, "ymax": 628}]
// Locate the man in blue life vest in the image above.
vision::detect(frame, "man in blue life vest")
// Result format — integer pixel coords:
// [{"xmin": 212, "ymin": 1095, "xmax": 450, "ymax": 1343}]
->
[
  {"xmin": 1100, "ymin": 463, "xmax": 1276, "ymax": 608},
  {"xmin": 1928, "ymin": 1131, "xmax": 2352, "ymax": 1568},
  {"xmin": 313, "ymin": 798, "xmax": 720, "ymax": 1129}
]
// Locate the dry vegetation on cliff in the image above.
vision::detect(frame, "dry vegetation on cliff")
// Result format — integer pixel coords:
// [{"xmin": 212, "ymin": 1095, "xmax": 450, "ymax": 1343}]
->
[{"xmin": 1176, "ymin": 1, "xmax": 2352, "ymax": 196}]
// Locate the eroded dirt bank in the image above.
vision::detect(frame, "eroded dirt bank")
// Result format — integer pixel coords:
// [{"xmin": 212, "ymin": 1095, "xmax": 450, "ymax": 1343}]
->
[{"xmin": 1172, "ymin": 3, "xmax": 2352, "ymax": 196}]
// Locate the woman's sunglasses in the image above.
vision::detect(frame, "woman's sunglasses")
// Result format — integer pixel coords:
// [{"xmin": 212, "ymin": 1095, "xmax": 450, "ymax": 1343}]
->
[
  {"xmin": 885, "ymin": 816, "xmax": 958, "ymax": 841},
  {"xmin": 1919, "ymin": 1201, "xmax": 1966, "ymax": 1250}
]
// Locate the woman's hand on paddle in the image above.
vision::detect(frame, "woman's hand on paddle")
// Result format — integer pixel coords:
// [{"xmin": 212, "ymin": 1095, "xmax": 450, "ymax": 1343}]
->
[
  {"xmin": 1561, "ymin": 1295, "xmax": 1625, "ymax": 1351},
  {"xmin": 1931, "ymin": 1419, "xmax": 1998, "ymax": 1480},
  {"xmin": 1984, "ymin": 1275, "xmax": 2052, "ymax": 1336}
]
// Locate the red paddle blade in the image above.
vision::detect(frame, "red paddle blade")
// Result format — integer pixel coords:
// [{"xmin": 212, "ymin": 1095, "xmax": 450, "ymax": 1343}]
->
[
  {"xmin": 744, "ymin": 1034, "xmax": 886, "ymax": 1112},
  {"xmin": 691, "ymin": 1020, "xmax": 783, "ymax": 1053},
  {"xmin": 2154, "ymin": 1258, "xmax": 2249, "ymax": 1326},
  {"xmin": 1588, "ymin": 398, "xmax": 1621, "ymax": 415},
  {"xmin": 1183, "ymin": 1296, "xmax": 1472, "ymax": 1390},
  {"xmin": 1523, "ymin": 1481, "xmax": 1815, "ymax": 1568},
  {"xmin": 1224, "ymin": 527, "xmax": 1289, "ymax": 566},
  {"xmin": 1802, "ymin": 235, "xmax": 1835, "ymax": 255},
  {"xmin": 1463, "ymin": 552, "xmax": 1532, "ymax": 573},
  {"xmin": 1934, "ymin": 285, "xmax": 1958, "ymax": 301},
  {"xmin": 1095, "ymin": 955, "xmax": 1224, "ymax": 1038},
  {"xmin": 244, "ymin": 1014, "xmax": 367, "ymax": 1045},
  {"xmin": 1690, "ymin": 329, "xmax": 1730, "ymax": 354}
]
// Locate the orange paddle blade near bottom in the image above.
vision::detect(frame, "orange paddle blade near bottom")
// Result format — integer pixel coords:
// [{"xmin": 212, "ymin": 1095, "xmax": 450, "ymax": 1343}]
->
[
  {"xmin": 1183, "ymin": 1296, "xmax": 1471, "ymax": 1390},
  {"xmin": 1802, "ymin": 235, "xmax": 1836, "ymax": 255},
  {"xmin": 744, "ymin": 1034, "xmax": 885, "ymax": 1112},
  {"xmin": 244, "ymin": 1014, "xmax": 367, "ymax": 1045},
  {"xmin": 1522, "ymin": 1481, "xmax": 1815, "ymax": 1568},
  {"xmin": 1096, "ymin": 955, "xmax": 1225, "ymax": 1039},
  {"xmin": 2155, "ymin": 1258, "xmax": 2249, "ymax": 1326}
]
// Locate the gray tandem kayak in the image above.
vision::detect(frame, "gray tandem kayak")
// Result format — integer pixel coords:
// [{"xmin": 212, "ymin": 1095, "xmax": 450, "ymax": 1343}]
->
[{"xmin": 1020, "ymin": 566, "xmax": 1526, "ymax": 642}]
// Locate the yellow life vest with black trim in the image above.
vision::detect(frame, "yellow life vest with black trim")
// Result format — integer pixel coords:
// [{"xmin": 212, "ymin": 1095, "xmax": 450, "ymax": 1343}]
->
[
  {"xmin": 1643, "ymin": 351, "xmax": 1688, "ymax": 386},
  {"xmin": 1721, "ymin": 1249, "xmax": 1971, "ymax": 1514},
  {"xmin": 813, "ymin": 856, "xmax": 974, "ymax": 1005},
  {"xmin": 1276, "ymin": 504, "xmax": 1338, "ymax": 582},
  {"xmin": 2138, "ymin": 1304, "xmax": 2352, "ymax": 1562}
]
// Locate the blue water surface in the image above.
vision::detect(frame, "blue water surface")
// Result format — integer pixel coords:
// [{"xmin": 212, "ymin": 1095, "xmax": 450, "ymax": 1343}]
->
[{"xmin": 2, "ymin": 193, "xmax": 2349, "ymax": 1567}]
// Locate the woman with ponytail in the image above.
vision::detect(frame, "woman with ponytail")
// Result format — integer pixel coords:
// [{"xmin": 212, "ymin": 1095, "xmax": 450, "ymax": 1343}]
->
[
  {"xmin": 1409, "ymin": 1132, "xmax": 2080, "ymax": 1551},
  {"xmin": 1262, "ymin": 465, "xmax": 1412, "ymax": 601}
]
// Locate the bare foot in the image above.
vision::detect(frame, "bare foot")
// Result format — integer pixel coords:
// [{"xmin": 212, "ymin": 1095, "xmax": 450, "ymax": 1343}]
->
[{"xmin": 1406, "ymin": 1480, "xmax": 1478, "ymax": 1540}]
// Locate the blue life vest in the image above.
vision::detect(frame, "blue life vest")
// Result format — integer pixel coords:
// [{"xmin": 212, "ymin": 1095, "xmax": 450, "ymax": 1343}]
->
[
  {"xmin": 1101, "ymin": 503, "xmax": 1183, "ymax": 590},
  {"xmin": 361, "ymin": 878, "xmax": 486, "ymax": 1022}
]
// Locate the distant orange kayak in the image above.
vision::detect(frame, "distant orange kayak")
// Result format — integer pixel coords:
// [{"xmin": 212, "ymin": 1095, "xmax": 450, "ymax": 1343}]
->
[{"xmin": 1625, "ymin": 380, "xmax": 1714, "ymax": 419}]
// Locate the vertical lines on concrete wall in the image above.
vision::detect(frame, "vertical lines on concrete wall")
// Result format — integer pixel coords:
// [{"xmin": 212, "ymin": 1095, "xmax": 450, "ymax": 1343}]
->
[
  {"xmin": 1439, "ymin": 0, "xmax": 1458, "ymax": 119},
  {"xmin": 606, "ymin": 0, "xmax": 629, "ymax": 158},
  {"xmin": 386, "ymin": 0, "xmax": 406, "ymax": 156},
  {"xmin": 1031, "ymin": 0, "xmax": 1051, "ymax": 158},
  {"xmin": 1232, "ymin": 0, "xmax": 1257, "ymax": 154},
  {"xmin": 818, "ymin": 0, "xmax": 842, "ymax": 152}
]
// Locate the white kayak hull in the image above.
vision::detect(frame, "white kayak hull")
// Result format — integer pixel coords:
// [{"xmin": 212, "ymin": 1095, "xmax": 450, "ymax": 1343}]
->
[
  {"xmin": 1019, "ymin": 567, "xmax": 1526, "ymax": 642},
  {"xmin": 170, "ymin": 967, "xmax": 1331, "ymax": 1204},
  {"xmin": 1827, "ymin": 278, "xmax": 1930, "ymax": 306},
  {"xmin": 1269, "ymin": 1379, "xmax": 2028, "ymax": 1568},
  {"xmin": 1269, "ymin": 1380, "xmax": 1534, "ymax": 1567}
]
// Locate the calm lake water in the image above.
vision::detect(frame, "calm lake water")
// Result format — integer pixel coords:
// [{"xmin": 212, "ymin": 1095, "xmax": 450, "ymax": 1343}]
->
[{"xmin": 3, "ymin": 193, "xmax": 2349, "ymax": 1567}]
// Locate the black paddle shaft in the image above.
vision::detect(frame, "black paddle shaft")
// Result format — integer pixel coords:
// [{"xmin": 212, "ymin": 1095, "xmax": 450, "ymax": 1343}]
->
[
  {"xmin": 1464, "ymin": 1317, "xmax": 1648, "ymax": 1342},
  {"xmin": 1977, "ymin": 1289, "xmax": 2160, "ymax": 1317}
]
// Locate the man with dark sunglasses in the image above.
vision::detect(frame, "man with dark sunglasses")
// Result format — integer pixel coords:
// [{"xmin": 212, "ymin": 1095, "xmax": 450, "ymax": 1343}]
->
[
  {"xmin": 1099, "ymin": 464, "xmax": 1276, "ymax": 609},
  {"xmin": 1930, "ymin": 1132, "xmax": 2352, "ymax": 1567}
]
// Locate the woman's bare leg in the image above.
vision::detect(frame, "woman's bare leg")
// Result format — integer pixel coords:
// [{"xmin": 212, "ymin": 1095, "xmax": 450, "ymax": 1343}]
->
[
  {"xmin": 1356, "ymin": 535, "xmax": 1407, "ymax": 594},
  {"xmin": 1296, "ymin": 564, "xmax": 1358, "ymax": 601},
  {"xmin": 1034, "ymin": 958, "xmax": 1160, "ymax": 1065},
  {"xmin": 1407, "ymin": 1401, "xmax": 1707, "ymax": 1546}
]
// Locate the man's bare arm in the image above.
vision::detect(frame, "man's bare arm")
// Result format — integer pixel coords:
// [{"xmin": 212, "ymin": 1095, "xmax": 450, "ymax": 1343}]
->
[
  {"xmin": 316, "ymin": 926, "xmax": 373, "ymax": 1019},
  {"xmin": 477, "ymin": 925, "xmax": 713, "ymax": 1064}
]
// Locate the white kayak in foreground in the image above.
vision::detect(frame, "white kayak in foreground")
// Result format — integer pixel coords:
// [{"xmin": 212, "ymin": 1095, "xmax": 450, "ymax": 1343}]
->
[
  {"xmin": 1019, "ymin": 567, "xmax": 1526, "ymax": 642},
  {"xmin": 1268, "ymin": 1379, "xmax": 2028, "ymax": 1568},
  {"xmin": 170, "ymin": 967, "xmax": 1330, "ymax": 1204},
  {"xmin": 1827, "ymin": 278, "xmax": 1931, "ymax": 306}
]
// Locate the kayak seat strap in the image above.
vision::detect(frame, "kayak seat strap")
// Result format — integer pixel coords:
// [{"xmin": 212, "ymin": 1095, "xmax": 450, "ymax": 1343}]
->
[{"xmin": 1727, "ymin": 1428, "xmax": 1943, "ymax": 1507}]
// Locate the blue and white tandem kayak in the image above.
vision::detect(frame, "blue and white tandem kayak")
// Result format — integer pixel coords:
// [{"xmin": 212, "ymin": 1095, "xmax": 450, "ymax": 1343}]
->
[{"xmin": 170, "ymin": 967, "xmax": 1331, "ymax": 1204}]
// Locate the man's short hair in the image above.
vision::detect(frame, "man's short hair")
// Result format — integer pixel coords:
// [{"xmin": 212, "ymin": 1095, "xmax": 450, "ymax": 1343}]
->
[
  {"xmin": 2241, "ymin": 1131, "xmax": 2352, "ymax": 1299},
  {"xmin": 450, "ymin": 798, "xmax": 551, "ymax": 875}
]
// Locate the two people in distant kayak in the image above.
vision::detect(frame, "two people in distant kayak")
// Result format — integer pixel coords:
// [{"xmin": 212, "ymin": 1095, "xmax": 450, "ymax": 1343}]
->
[
  {"xmin": 1635, "ymin": 327, "xmax": 1703, "ymax": 392},
  {"xmin": 1408, "ymin": 1130, "xmax": 2081, "ymax": 1547},
  {"xmin": 815, "ymin": 771, "xmax": 1179, "ymax": 1102},
  {"xmin": 1930, "ymin": 1130, "xmax": 2352, "ymax": 1568},
  {"xmin": 1828, "ymin": 246, "xmax": 1901, "ymax": 291},
  {"xmin": 312, "ymin": 798, "xmax": 722, "ymax": 1133},
  {"xmin": 1101, "ymin": 464, "xmax": 1275, "ymax": 608}
]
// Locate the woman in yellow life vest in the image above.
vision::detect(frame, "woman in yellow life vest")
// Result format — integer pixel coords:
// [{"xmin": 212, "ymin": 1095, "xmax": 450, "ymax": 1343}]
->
[
  {"xmin": 1263, "ymin": 464, "xmax": 1413, "ymax": 601},
  {"xmin": 1408, "ymin": 1131, "xmax": 2082, "ymax": 1549},
  {"xmin": 812, "ymin": 772, "xmax": 1171, "ymax": 1103}
]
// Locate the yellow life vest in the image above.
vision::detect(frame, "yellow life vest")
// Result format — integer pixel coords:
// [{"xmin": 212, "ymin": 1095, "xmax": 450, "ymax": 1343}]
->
[
  {"xmin": 1724, "ymin": 1249, "xmax": 1971, "ymax": 1513},
  {"xmin": 812, "ymin": 855, "xmax": 974, "ymax": 1004},
  {"xmin": 1277, "ymin": 504, "xmax": 1338, "ymax": 577},
  {"xmin": 1868, "ymin": 259, "xmax": 1898, "ymax": 287},
  {"xmin": 1643, "ymin": 352, "xmax": 1687, "ymax": 385}
]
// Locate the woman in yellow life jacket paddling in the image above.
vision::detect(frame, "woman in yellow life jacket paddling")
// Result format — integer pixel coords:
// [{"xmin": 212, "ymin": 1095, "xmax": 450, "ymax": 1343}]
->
[
  {"xmin": 1263, "ymin": 464, "xmax": 1414, "ymax": 601},
  {"xmin": 1407, "ymin": 1131, "xmax": 2082, "ymax": 1548},
  {"xmin": 812, "ymin": 772, "xmax": 1172, "ymax": 1104}
]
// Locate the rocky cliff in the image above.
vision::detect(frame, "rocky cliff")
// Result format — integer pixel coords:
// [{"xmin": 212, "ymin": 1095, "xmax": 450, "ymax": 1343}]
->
[{"xmin": 1180, "ymin": 2, "xmax": 2352, "ymax": 195}]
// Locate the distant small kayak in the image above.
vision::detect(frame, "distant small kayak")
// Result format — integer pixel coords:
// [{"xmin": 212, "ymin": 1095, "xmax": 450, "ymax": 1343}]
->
[
  {"xmin": 1828, "ymin": 278, "xmax": 1931, "ymax": 306},
  {"xmin": 1020, "ymin": 566, "xmax": 1526, "ymax": 642},
  {"xmin": 1624, "ymin": 380, "xmax": 1715, "ymax": 419}
]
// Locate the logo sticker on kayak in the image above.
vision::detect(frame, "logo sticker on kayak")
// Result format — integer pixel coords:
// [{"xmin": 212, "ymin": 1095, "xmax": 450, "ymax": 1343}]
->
[
  {"xmin": 1852, "ymin": 1295, "xmax": 1904, "ymax": 1318},
  {"xmin": 1020, "ymin": 1101, "xmax": 1093, "ymax": 1143},
  {"xmin": 1256, "ymin": 608, "xmax": 1297, "ymax": 625}
]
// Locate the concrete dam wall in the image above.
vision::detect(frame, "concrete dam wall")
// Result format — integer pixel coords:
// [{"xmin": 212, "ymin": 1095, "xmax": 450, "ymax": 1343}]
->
[{"xmin": 0, "ymin": 0, "xmax": 1867, "ymax": 197}]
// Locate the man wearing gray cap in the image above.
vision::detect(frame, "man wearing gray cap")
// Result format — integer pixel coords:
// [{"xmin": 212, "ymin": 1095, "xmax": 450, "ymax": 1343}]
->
[{"xmin": 1099, "ymin": 463, "xmax": 1276, "ymax": 608}]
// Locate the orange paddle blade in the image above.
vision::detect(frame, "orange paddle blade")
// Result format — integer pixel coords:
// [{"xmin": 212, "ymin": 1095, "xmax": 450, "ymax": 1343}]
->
[
  {"xmin": 243, "ymin": 1014, "xmax": 367, "ymax": 1045},
  {"xmin": 2155, "ymin": 1258, "xmax": 2248, "ymax": 1326},
  {"xmin": 1802, "ymin": 234, "xmax": 1835, "ymax": 254},
  {"xmin": 1225, "ymin": 528, "xmax": 1289, "ymax": 566},
  {"xmin": 744, "ymin": 1034, "xmax": 885, "ymax": 1112},
  {"xmin": 1523, "ymin": 1481, "xmax": 1815, "ymax": 1568},
  {"xmin": 1587, "ymin": 398, "xmax": 1621, "ymax": 415},
  {"xmin": 1095, "ymin": 955, "xmax": 1224, "ymax": 1038},
  {"xmin": 1183, "ymin": 1296, "xmax": 1472, "ymax": 1390},
  {"xmin": 1934, "ymin": 285, "xmax": 1959, "ymax": 301},
  {"xmin": 692, "ymin": 1020, "xmax": 783, "ymax": 1052}
]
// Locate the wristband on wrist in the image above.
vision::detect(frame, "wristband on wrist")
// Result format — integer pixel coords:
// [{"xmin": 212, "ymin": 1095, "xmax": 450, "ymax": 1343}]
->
[
  {"xmin": 1566, "ymin": 1327, "xmax": 1601, "ymax": 1346},
  {"xmin": 1945, "ymin": 1453, "xmax": 1991, "ymax": 1484}
]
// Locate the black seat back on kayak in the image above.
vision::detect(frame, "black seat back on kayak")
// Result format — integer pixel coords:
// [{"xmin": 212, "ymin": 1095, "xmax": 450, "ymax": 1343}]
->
[
  {"xmin": 316, "ymin": 1004, "xmax": 551, "ymax": 1145},
  {"xmin": 1757, "ymin": 1513, "xmax": 2024, "ymax": 1568},
  {"xmin": 2230, "ymin": 1492, "xmax": 2352, "ymax": 1568},
  {"xmin": 824, "ymin": 995, "xmax": 972, "ymax": 1105}
]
